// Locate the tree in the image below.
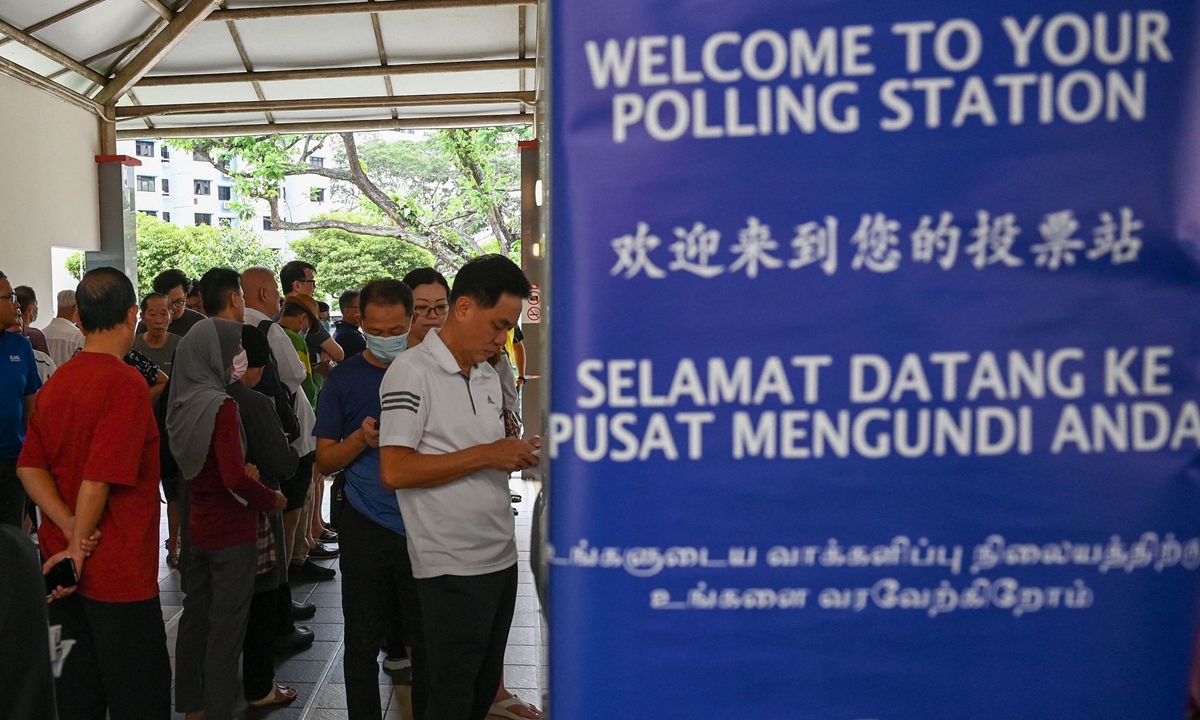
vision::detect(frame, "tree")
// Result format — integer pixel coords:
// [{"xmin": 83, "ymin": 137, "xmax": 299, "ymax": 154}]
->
[
  {"xmin": 170, "ymin": 127, "xmax": 528, "ymax": 272},
  {"xmin": 66, "ymin": 214, "xmax": 279, "ymax": 297},
  {"xmin": 289, "ymin": 224, "xmax": 435, "ymax": 307}
]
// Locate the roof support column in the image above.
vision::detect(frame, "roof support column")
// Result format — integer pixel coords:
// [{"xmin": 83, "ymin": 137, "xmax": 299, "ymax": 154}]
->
[{"xmin": 90, "ymin": 115, "xmax": 140, "ymax": 287}]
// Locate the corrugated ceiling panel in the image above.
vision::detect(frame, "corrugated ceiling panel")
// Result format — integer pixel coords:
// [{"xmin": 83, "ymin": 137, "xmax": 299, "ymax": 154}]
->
[
  {"xmin": 260, "ymin": 75, "xmax": 388, "ymax": 101},
  {"xmin": 134, "ymin": 82, "xmax": 263, "ymax": 106},
  {"xmin": 389, "ymin": 69, "xmax": 520, "ymax": 96},
  {"xmin": 151, "ymin": 22, "xmax": 245, "ymax": 74},
  {"xmin": 34, "ymin": 0, "xmax": 156, "ymax": 61},
  {"xmin": 378, "ymin": 6, "xmax": 519, "ymax": 63},
  {"xmin": 234, "ymin": 14, "xmax": 379, "ymax": 70}
]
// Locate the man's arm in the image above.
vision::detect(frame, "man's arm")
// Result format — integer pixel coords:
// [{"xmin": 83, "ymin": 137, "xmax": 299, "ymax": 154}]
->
[
  {"xmin": 23, "ymin": 394, "xmax": 35, "ymax": 427},
  {"xmin": 380, "ymin": 437, "xmax": 537, "ymax": 490},
  {"xmin": 315, "ymin": 423, "xmax": 371, "ymax": 475},
  {"xmin": 513, "ymin": 341, "xmax": 527, "ymax": 386},
  {"xmin": 16, "ymin": 467, "xmax": 72, "ymax": 532},
  {"xmin": 319, "ymin": 335, "xmax": 344, "ymax": 363},
  {"xmin": 268, "ymin": 326, "xmax": 307, "ymax": 392},
  {"xmin": 148, "ymin": 371, "xmax": 168, "ymax": 400}
]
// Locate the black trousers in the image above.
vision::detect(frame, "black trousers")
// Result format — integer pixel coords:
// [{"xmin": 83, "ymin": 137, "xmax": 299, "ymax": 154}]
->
[
  {"xmin": 48, "ymin": 594, "xmax": 172, "ymax": 720},
  {"xmin": 243, "ymin": 587, "xmax": 279, "ymax": 701},
  {"xmin": 0, "ymin": 459, "xmax": 26, "ymax": 528},
  {"xmin": 340, "ymin": 500, "xmax": 425, "ymax": 720},
  {"xmin": 417, "ymin": 564, "xmax": 517, "ymax": 720}
]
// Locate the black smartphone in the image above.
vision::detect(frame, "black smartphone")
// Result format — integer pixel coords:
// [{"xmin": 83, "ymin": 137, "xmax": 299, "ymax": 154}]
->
[{"xmin": 45, "ymin": 557, "xmax": 78, "ymax": 595}]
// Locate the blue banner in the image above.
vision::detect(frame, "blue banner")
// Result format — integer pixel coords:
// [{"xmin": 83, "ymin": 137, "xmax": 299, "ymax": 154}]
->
[{"xmin": 547, "ymin": 2, "xmax": 1200, "ymax": 718}]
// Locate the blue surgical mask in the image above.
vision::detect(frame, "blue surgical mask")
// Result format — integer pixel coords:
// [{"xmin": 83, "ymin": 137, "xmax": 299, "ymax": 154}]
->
[
  {"xmin": 321, "ymin": 320, "xmax": 332, "ymax": 333},
  {"xmin": 364, "ymin": 331, "xmax": 408, "ymax": 364}
]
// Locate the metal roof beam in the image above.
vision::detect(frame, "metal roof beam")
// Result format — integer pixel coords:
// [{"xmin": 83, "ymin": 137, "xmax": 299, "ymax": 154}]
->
[
  {"xmin": 207, "ymin": 0, "xmax": 531, "ymax": 22},
  {"xmin": 139, "ymin": 0, "xmax": 175, "ymax": 20},
  {"xmin": 116, "ymin": 113, "xmax": 532, "ymax": 139},
  {"xmin": 95, "ymin": 0, "xmax": 223, "ymax": 106},
  {"xmin": 0, "ymin": 55, "xmax": 103, "ymax": 115},
  {"xmin": 0, "ymin": 0, "xmax": 109, "ymax": 49},
  {"xmin": 136, "ymin": 58, "xmax": 534, "ymax": 87},
  {"xmin": 115, "ymin": 90, "xmax": 536, "ymax": 118},
  {"xmin": 0, "ymin": 17, "xmax": 106, "ymax": 84}
]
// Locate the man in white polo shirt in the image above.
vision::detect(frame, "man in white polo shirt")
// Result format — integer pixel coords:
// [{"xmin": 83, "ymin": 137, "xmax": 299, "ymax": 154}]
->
[{"xmin": 379, "ymin": 255, "xmax": 538, "ymax": 720}]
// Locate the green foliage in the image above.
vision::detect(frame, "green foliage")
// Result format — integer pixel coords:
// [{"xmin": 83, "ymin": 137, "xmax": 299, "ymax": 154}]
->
[
  {"xmin": 168, "ymin": 136, "xmax": 324, "ymax": 220},
  {"xmin": 68, "ymin": 215, "xmax": 279, "ymax": 297},
  {"xmin": 289, "ymin": 223, "xmax": 435, "ymax": 307}
]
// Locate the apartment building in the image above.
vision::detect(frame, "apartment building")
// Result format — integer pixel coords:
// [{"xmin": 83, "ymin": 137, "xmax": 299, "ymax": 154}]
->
[{"xmin": 117, "ymin": 137, "xmax": 333, "ymax": 251}]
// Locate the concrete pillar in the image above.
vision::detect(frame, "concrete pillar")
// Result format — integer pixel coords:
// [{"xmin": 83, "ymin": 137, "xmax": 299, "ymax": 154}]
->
[
  {"xmin": 518, "ymin": 139, "xmax": 544, "ymax": 443},
  {"xmin": 87, "ymin": 153, "xmax": 140, "ymax": 288}
]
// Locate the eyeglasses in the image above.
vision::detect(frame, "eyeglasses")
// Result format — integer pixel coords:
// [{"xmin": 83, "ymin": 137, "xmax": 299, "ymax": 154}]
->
[
  {"xmin": 0, "ymin": 293, "xmax": 15, "ymax": 304},
  {"xmin": 169, "ymin": 298, "xmax": 186, "ymax": 308},
  {"xmin": 298, "ymin": 279, "xmax": 316, "ymax": 286},
  {"xmin": 414, "ymin": 304, "xmax": 449, "ymax": 317}
]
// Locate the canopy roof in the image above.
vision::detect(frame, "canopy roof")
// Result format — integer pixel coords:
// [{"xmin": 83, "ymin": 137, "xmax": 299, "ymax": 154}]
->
[{"xmin": 0, "ymin": 0, "xmax": 537, "ymax": 138}]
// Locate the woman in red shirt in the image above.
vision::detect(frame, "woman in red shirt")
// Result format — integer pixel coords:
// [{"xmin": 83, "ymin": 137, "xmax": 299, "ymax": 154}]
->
[{"xmin": 166, "ymin": 318, "xmax": 286, "ymax": 720}]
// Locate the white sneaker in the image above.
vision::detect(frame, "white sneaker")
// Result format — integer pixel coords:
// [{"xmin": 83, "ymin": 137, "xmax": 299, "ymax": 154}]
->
[{"xmin": 383, "ymin": 655, "xmax": 411, "ymax": 671}]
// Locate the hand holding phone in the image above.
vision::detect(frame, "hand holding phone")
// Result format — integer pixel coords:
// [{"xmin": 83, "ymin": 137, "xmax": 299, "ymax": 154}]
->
[{"xmin": 44, "ymin": 556, "xmax": 78, "ymax": 599}]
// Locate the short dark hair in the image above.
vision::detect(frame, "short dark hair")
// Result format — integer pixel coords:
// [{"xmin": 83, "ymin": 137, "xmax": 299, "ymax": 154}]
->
[
  {"xmin": 0, "ymin": 270, "xmax": 7, "ymax": 281},
  {"xmin": 359, "ymin": 279, "xmax": 413, "ymax": 320},
  {"xmin": 187, "ymin": 285, "xmax": 201, "ymax": 300},
  {"xmin": 152, "ymin": 268, "xmax": 191, "ymax": 295},
  {"xmin": 77, "ymin": 267, "xmax": 136, "ymax": 333},
  {"xmin": 317, "ymin": 301, "xmax": 330, "ymax": 314},
  {"xmin": 402, "ymin": 267, "xmax": 451, "ymax": 297},
  {"xmin": 279, "ymin": 260, "xmax": 315, "ymax": 294},
  {"xmin": 338, "ymin": 289, "xmax": 360, "ymax": 313},
  {"xmin": 14, "ymin": 286, "xmax": 36, "ymax": 308},
  {"xmin": 281, "ymin": 302, "xmax": 308, "ymax": 321},
  {"xmin": 449, "ymin": 255, "xmax": 530, "ymax": 308},
  {"xmin": 140, "ymin": 292, "xmax": 167, "ymax": 312},
  {"xmin": 241, "ymin": 325, "xmax": 271, "ymax": 368},
  {"xmin": 197, "ymin": 267, "xmax": 242, "ymax": 316}
]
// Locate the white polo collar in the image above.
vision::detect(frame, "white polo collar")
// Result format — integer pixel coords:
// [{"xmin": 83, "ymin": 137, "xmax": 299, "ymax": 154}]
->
[{"xmin": 424, "ymin": 329, "xmax": 494, "ymax": 380}]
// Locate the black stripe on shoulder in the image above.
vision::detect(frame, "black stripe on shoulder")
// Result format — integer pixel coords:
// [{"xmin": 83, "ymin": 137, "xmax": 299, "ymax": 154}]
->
[{"xmin": 382, "ymin": 390, "xmax": 421, "ymax": 402}]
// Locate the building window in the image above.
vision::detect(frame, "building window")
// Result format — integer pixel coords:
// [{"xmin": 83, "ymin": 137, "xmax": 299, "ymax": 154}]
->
[
  {"xmin": 310, "ymin": 188, "xmax": 325, "ymax": 203},
  {"xmin": 195, "ymin": 213, "xmax": 212, "ymax": 226},
  {"xmin": 161, "ymin": 178, "xmax": 169, "ymax": 194},
  {"xmin": 163, "ymin": 211, "xmax": 171, "ymax": 222},
  {"xmin": 160, "ymin": 145, "xmax": 170, "ymax": 160},
  {"xmin": 140, "ymin": 210, "xmax": 157, "ymax": 218},
  {"xmin": 137, "ymin": 175, "xmax": 156, "ymax": 192},
  {"xmin": 193, "ymin": 150, "xmax": 207, "ymax": 161},
  {"xmin": 135, "ymin": 140, "xmax": 154, "ymax": 157},
  {"xmin": 263, "ymin": 217, "xmax": 273, "ymax": 231},
  {"xmin": 194, "ymin": 180, "xmax": 211, "ymax": 195},
  {"xmin": 218, "ymin": 217, "xmax": 233, "ymax": 228},
  {"xmin": 309, "ymin": 156, "xmax": 324, "ymax": 168},
  {"xmin": 218, "ymin": 186, "xmax": 232, "ymax": 201}
]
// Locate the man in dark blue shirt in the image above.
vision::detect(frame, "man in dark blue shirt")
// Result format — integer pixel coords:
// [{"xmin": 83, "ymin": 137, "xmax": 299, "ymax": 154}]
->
[
  {"xmin": 314, "ymin": 279, "xmax": 423, "ymax": 720},
  {"xmin": 0, "ymin": 270, "xmax": 41, "ymax": 527},
  {"xmin": 332, "ymin": 289, "xmax": 367, "ymax": 360}
]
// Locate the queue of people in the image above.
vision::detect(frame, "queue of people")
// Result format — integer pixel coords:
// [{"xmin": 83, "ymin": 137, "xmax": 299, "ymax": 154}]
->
[{"xmin": 1, "ymin": 254, "xmax": 540, "ymax": 720}]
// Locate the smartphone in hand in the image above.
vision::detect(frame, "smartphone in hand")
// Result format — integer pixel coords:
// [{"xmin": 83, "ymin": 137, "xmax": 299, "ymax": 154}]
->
[{"xmin": 45, "ymin": 557, "xmax": 78, "ymax": 596}]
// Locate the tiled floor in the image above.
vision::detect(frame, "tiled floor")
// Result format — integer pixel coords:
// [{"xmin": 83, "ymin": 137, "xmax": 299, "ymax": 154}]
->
[{"xmin": 158, "ymin": 477, "xmax": 547, "ymax": 720}]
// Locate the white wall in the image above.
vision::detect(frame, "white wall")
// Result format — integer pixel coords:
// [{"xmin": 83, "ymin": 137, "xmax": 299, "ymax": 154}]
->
[{"xmin": 0, "ymin": 74, "xmax": 100, "ymax": 323}]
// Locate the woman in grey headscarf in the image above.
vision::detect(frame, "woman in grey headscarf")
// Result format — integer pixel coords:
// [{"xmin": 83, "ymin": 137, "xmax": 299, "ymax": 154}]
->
[{"xmin": 167, "ymin": 318, "xmax": 286, "ymax": 720}]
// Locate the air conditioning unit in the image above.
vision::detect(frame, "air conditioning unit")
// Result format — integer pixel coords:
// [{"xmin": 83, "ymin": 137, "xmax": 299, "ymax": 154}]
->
[{"xmin": 221, "ymin": 201, "xmax": 232, "ymax": 210}]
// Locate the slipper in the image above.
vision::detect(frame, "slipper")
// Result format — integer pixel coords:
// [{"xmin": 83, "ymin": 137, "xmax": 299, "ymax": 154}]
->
[
  {"xmin": 248, "ymin": 683, "xmax": 298, "ymax": 707},
  {"xmin": 489, "ymin": 694, "xmax": 541, "ymax": 720},
  {"xmin": 164, "ymin": 541, "xmax": 179, "ymax": 569}
]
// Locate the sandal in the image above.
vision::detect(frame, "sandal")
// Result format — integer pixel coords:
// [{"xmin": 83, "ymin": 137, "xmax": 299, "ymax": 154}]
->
[
  {"xmin": 489, "ymin": 694, "xmax": 541, "ymax": 720},
  {"xmin": 248, "ymin": 683, "xmax": 298, "ymax": 707},
  {"xmin": 165, "ymin": 540, "xmax": 179, "ymax": 569}
]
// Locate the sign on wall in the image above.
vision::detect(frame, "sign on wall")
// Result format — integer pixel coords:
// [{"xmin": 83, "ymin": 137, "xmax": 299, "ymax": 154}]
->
[{"xmin": 547, "ymin": 1, "xmax": 1200, "ymax": 718}]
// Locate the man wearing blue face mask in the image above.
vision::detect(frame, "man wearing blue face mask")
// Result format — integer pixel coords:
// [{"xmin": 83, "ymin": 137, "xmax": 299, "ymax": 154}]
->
[{"xmin": 313, "ymin": 279, "xmax": 425, "ymax": 720}]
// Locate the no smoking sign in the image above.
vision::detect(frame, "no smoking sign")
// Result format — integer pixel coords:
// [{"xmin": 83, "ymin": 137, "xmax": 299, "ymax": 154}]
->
[{"xmin": 523, "ymin": 284, "xmax": 542, "ymax": 324}]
